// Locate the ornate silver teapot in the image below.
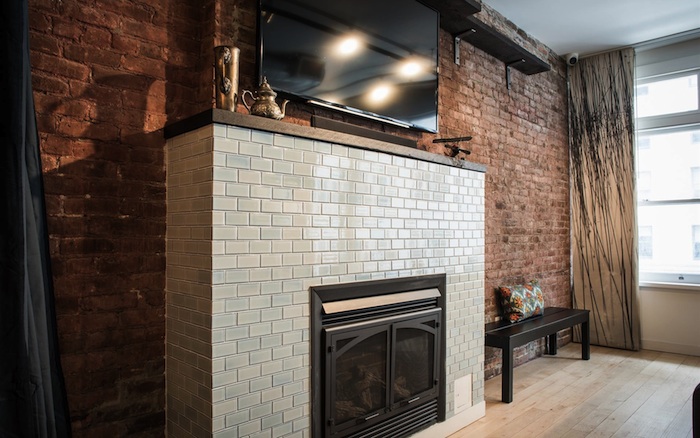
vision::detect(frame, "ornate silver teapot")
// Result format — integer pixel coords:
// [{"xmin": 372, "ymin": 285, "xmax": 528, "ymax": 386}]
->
[{"xmin": 242, "ymin": 77, "xmax": 288, "ymax": 120}]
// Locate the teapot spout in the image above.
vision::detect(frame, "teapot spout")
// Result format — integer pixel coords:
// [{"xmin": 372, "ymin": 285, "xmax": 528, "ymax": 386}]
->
[{"xmin": 280, "ymin": 99, "xmax": 289, "ymax": 118}]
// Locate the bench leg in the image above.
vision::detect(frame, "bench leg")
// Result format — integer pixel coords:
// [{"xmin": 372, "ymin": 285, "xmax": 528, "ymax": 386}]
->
[
  {"xmin": 582, "ymin": 320, "xmax": 590, "ymax": 360},
  {"xmin": 502, "ymin": 347, "xmax": 514, "ymax": 403},
  {"xmin": 548, "ymin": 333, "xmax": 558, "ymax": 355}
]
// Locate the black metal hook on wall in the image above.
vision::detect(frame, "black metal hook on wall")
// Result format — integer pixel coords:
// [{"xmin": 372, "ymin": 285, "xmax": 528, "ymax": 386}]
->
[{"xmin": 433, "ymin": 136, "xmax": 472, "ymax": 158}]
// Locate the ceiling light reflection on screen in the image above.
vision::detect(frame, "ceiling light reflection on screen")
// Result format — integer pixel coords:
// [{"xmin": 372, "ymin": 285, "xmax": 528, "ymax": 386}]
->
[
  {"xmin": 369, "ymin": 84, "xmax": 392, "ymax": 104},
  {"xmin": 337, "ymin": 36, "xmax": 361, "ymax": 56},
  {"xmin": 400, "ymin": 60, "xmax": 422, "ymax": 77}
]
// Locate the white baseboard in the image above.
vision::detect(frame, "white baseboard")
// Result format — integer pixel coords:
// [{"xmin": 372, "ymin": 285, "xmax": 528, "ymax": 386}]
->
[
  {"xmin": 642, "ymin": 339, "xmax": 700, "ymax": 357},
  {"xmin": 410, "ymin": 401, "xmax": 485, "ymax": 438}
]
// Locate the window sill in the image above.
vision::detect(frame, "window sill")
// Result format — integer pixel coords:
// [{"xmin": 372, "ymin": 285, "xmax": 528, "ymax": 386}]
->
[{"xmin": 639, "ymin": 281, "xmax": 700, "ymax": 291}]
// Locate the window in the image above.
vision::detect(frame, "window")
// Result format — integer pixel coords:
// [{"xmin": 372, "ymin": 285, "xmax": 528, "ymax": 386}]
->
[
  {"xmin": 637, "ymin": 136, "xmax": 651, "ymax": 150},
  {"xmin": 636, "ymin": 74, "xmax": 698, "ymax": 118},
  {"xmin": 635, "ymin": 36, "xmax": 700, "ymax": 285},
  {"xmin": 693, "ymin": 167, "xmax": 700, "ymax": 198},
  {"xmin": 637, "ymin": 171, "xmax": 652, "ymax": 201},
  {"xmin": 638, "ymin": 226, "xmax": 653, "ymax": 258},
  {"xmin": 637, "ymin": 129, "xmax": 700, "ymax": 200}
]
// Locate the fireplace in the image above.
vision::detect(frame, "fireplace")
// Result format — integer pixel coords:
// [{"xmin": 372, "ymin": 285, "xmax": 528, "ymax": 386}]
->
[
  {"xmin": 164, "ymin": 111, "xmax": 486, "ymax": 437},
  {"xmin": 311, "ymin": 274, "xmax": 446, "ymax": 438}
]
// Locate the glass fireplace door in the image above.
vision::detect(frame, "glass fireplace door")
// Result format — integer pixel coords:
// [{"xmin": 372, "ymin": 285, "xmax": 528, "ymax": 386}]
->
[
  {"xmin": 392, "ymin": 310, "xmax": 440, "ymax": 408},
  {"xmin": 325, "ymin": 323, "xmax": 391, "ymax": 436},
  {"xmin": 324, "ymin": 308, "xmax": 440, "ymax": 437}
]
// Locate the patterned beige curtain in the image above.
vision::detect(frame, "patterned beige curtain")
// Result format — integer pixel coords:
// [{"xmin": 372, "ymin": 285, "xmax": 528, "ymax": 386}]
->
[{"xmin": 569, "ymin": 48, "xmax": 640, "ymax": 350}]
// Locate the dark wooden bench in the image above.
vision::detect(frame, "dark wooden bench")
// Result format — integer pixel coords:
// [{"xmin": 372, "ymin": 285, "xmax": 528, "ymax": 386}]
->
[{"xmin": 485, "ymin": 306, "xmax": 590, "ymax": 403}]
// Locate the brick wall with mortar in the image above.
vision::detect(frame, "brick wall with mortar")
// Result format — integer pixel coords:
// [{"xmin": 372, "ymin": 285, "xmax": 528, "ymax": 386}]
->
[
  {"xmin": 29, "ymin": 0, "xmax": 211, "ymax": 435},
  {"xmin": 29, "ymin": 0, "xmax": 568, "ymax": 435},
  {"xmin": 450, "ymin": 6, "xmax": 571, "ymax": 379}
]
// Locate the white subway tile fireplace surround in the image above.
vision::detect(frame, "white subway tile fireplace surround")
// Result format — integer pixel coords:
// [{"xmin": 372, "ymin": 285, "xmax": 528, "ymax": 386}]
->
[{"xmin": 165, "ymin": 111, "xmax": 486, "ymax": 438}]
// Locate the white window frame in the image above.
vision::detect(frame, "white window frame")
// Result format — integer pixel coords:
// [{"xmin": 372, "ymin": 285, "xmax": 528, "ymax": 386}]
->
[{"xmin": 635, "ymin": 35, "xmax": 700, "ymax": 286}]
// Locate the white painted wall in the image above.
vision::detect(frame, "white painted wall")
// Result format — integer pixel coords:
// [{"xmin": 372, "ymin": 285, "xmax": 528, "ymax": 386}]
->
[{"xmin": 639, "ymin": 284, "xmax": 700, "ymax": 356}]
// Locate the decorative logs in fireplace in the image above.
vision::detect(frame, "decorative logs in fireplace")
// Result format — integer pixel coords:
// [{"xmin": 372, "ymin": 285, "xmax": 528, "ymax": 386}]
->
[{"xmin": 311, "ymin": 274, "xmax": 447, "ymax": 438}]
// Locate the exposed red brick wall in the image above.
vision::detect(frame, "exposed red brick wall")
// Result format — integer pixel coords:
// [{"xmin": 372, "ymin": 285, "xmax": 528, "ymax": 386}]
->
[
  {"xmin": 29, "ymin": 0, "xmax": 211, "ymax": 435},
  {"xmin": 462, "ymin": 7, "xmax": 570, "ymax": 378},
  {"xmin": 29, "ymin": 0, "xmax": 568, "ymax": 435}
]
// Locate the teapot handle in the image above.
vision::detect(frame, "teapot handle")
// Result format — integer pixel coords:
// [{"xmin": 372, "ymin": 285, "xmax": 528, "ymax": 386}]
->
[{"xmin": 241, "ymin": 89, "xmax": 254, "ymax": 113}]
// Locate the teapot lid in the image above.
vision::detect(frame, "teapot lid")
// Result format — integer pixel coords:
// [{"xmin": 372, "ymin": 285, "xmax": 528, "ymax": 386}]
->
[{"xmin": 257, "ymin": 77, "xmax": 277, "ymax": 97}]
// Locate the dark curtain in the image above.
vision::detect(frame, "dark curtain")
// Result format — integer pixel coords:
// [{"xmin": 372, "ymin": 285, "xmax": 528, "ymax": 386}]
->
[{"xmin": 0, "ymin": 0, "xmax": 72, "ymax": 436}]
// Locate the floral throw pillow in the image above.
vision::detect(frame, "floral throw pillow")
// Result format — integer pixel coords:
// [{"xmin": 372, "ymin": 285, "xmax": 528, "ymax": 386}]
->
[{"xmin": 497, "ymin": 280, "xmax": 545, "ymax": 323}]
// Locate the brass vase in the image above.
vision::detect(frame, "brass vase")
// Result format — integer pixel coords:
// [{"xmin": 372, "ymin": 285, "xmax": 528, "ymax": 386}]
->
[{"xmin": 214, "ymin": 45, "xmax": 240, "ymax": 111}]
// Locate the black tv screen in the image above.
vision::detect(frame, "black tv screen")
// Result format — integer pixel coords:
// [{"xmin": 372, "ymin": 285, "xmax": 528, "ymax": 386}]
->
[{"xmin": 259, "ymin": 0, "xmax": 439, "ymax": 133}]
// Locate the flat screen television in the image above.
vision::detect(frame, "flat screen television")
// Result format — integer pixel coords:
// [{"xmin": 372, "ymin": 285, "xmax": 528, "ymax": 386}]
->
[{"xmin": 258, "ymin": 0, "xmax": 439, "ymax": 133}]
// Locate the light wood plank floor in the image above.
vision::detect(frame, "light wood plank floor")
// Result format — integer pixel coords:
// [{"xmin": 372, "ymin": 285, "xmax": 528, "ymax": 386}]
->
[{"xmin": 450, "ymin": 343, "xmax": 700, "ymax": 438}]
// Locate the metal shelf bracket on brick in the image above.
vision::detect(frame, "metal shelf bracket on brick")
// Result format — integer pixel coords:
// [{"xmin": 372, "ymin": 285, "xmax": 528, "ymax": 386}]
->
[{"xmin": 453, "ymin": 16, "xmax": 550, "ymax": 88}]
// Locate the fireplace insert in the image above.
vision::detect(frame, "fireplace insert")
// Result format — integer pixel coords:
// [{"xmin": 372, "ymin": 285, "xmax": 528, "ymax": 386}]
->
[{"xmin": 311, "ymin": 274, "xmax": 446, "ymax": 438}]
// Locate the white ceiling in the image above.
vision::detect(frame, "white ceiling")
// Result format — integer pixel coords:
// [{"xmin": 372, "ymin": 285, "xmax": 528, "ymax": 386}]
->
[{"xmin": 482, "ymin": 0, "xmax": 700, "ymax": 57}]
